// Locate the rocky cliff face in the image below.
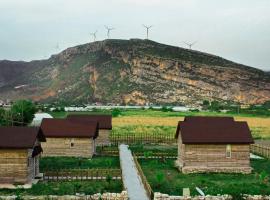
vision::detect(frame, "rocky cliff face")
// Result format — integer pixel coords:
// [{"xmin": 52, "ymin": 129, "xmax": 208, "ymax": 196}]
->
[{"xmin": 0, "ymin": 39, "xmax": 269, "ymax": 105}]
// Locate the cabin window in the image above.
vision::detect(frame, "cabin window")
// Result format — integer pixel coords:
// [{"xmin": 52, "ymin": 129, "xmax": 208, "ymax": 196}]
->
[
  {"xmin": 70, "ymin": 139, "xmax": 75, "ymax": 148},
  {"xmin": 226, "ymin": 144, "xmax": 231, "ymax": 158}
]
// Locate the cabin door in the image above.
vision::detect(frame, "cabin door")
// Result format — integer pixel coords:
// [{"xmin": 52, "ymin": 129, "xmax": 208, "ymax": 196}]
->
[{"xmin": 33, "ymin": 156, "xmax": 39, "ymax": 177}]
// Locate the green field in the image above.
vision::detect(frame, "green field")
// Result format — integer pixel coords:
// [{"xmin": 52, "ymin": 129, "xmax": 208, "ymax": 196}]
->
[
  {"xmin": 49, "ymin": 109, "xmax": 270, "ymax": 118},
  {"xmin": 139, "ymin": 158, "xmax": 270, "ymax": 199},
  {"xmin": 49, "ymin": 109, "xmax": 270, "ymax": 140}
]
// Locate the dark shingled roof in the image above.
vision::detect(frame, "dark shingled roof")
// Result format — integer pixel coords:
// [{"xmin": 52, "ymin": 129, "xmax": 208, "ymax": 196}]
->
[
  {"xmin": 67, "ymin": 114, "xmax": 112, "ymax": 130},
  {"xmin": 0, "ymin": 127, "xmax": 46, "ymax": 149},
  {"xmin": 40, "ymin": 118, "xmax": 99, "ymax": 138},
  {"xmin": 175, "ymin": 116, "xmax": 254, "ymax": 144}
]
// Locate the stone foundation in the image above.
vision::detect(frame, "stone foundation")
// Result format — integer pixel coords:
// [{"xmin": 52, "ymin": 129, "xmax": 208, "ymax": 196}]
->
[
  {"xmin": 181, "ymin": 166, "xmax": 252, "ymax": 174},
  {"xmin": 154, "ymin": 193, "xmax": 270, "ymax": 200},
  {"xmin": 154, "ymin": 193, "xmax": 232, "ymax": 200},
  {"xmin": 243, "ymin": 195, "xmax": 270, "ymax": 200},
  {"xmin": 0, "ymin": 191, "xmax": 128, "ymax": 200}
]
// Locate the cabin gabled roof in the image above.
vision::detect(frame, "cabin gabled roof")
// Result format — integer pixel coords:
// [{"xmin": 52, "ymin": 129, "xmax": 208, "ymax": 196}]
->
[
  {"xmin": 0, "ymin": 127, "xmax": 46, "ymax": 149},
  {"xmin": 40, "ymin": 118, "xmax": 99, "ymax": 138},
  {"xmin": 175, "ymin": 116, "xmax": 254, "ymax": 144},
  {"xmin": 67, "ymin": 114, "xmax": 112, "ymax": 130}
]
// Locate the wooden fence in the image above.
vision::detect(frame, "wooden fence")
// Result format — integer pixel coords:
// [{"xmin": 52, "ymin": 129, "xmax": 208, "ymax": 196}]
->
[
  {"xmin": 134, "ymin": 152, "xmax": 177, "ymax": 159},
  {"xmin": 250, "ymin": 144, "xmax": 270, "ymax": 159},
  {"xmin": 110, "ymin": 134, "xmax": 177, "ymax": 145},
  {"xmin": 132, "ymin": 154, "xmax": 154, "ymax": 200},
  {"xmin": 43, "ymin": 169, "xmax": 122, "ymax": 181},
  {"xmin": 97, "ymin": 149, "xmax": 119, "ymax": 156},
  {"xmin": 96, "ymin": 146, "xmax": 177, "ymax": 158}
]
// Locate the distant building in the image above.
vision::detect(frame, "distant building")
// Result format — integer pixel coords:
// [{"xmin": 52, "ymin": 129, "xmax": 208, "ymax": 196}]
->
[
  {"xmin": 175, "ymin": 116, "xmax": 254, "ymax": 174},
  {"xmin": 0, "ymin": 100, "xmax": 4, "ymax": 107},
  {"xmin": 40, "ymin": 119, "xmax": 98, "ymax": 157},
  {"xmin": 31, "ymin": 113, "xmax": 53, "ymax": 126},
  {"xmin": 0, "ymin": 127, "xmax": 46, "ymax": 184},
  {"xmin": 67, "ymin": 114, "xmax": 112, "ymax": 146},
  {"xmin": 240, "ymin": 104, "xmax": 250, "ymax": 109},
  {"xmin": 172, "ymin": 106, "xmax": 190, "ymax": 112}
]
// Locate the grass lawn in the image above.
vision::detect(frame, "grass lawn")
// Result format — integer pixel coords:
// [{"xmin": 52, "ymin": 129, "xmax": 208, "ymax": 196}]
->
[
  {"xmin": 40, "ymin": 156, "xmax": 120, "ymax": 171},
  {"xmin": 0, "ymin": 180, "xmax": 123, "ymax": 196},
  {"xmin": 139, "ymin": 158, "xmax": 270, "ymax": 199}
]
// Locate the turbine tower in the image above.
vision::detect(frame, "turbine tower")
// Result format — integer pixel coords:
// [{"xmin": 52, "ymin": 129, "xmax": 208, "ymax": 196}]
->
[
  {"xmin": 183, "ymin": 41, "xmax": 197, "ymax": 49},
  {"xmin": 142, "ymin": 24, "xmax": 153, "ymax": 39},
  {"xmin": 90, "ymin": 30, "xmax": 98, "ymax": 42},
  {"xmin": 104, "ymin": 26, "xmax": 115, "ymax": 39},
  {"xmin": 55, "ymin": 43, "xmax": 60, "ymax": 50}
]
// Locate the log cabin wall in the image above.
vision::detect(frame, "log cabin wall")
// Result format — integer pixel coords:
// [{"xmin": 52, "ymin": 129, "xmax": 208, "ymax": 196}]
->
[
  {"xmin": 96, "ymin": 130, "xmax": 111, "ymax": 146},
  {"xmin": 178, "ymin": 144, "xmax": 252, "ymax": 174},
  {"xmin": 0, "ymin": 149, "xmax": 29, "ymax": 184},
  {"xmin": 177, "ymin": 135, "xmax": 185, "ymax": 167},
  {"xmin": 27, "ymin": 149, "xmax": 35, "ymax": 182},
  {"xmin": 41, "ymin": 138, "xmax": 94, "ymax": 158}
]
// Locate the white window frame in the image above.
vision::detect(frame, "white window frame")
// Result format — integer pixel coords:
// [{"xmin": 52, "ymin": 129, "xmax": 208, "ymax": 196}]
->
[{"xmin": 226, "ymin": 144, "xmax": 231, "ymax": 158}]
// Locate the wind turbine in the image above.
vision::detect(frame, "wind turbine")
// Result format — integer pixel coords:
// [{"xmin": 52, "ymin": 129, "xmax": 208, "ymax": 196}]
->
[
  {"xmin": 142, "ymin": 24, "xmax": 153, "ymax": 39},
  {"xmin": 90, "ymin": 30, "xmax": 98, "ymax": 42},
  {"xmin": 104, "ymin": 26, "xmax": 115, "ymax": 39},
  {"xmin": 183, "ymin": 41, "xmax": 197, "ymax": 49},
  {"xmin": 55, "ymin": 43, "xmax": 60, "ymax": 51}
]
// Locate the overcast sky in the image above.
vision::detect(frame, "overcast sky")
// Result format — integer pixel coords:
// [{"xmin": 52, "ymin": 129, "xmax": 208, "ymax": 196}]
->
[{"xmin": 0, "ymin": 0, "xmax": 269, "ymax": 71}]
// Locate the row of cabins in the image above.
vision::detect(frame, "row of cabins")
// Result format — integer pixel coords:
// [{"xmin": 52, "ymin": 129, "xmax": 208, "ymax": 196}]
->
[
  {"xmin": 0, "ymin": 115, "xmax": 254, "ymax": 185},
  {"xmin": 0, "ymin": 114, "xmax": 112, "ymax": 185}
]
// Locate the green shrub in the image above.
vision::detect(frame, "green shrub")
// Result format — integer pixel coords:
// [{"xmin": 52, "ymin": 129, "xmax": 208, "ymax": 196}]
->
[{"xmin": 112, "ymin": 109, "xmax": 122, "ymax": 117}]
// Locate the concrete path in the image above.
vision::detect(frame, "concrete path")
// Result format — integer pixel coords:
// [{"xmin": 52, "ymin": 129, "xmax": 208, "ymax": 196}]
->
[{"xmin": 119, "ymin": 144, "xmax": 149, "ymax": 200}]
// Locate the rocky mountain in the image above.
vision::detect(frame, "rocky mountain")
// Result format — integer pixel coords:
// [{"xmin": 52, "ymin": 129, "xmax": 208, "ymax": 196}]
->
[{"xmin": 0, "ymin": 39, "xmax": 270, "ymax": 106}]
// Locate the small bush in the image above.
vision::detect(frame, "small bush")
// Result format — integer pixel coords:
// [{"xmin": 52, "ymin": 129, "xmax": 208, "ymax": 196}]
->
[{"xmin": 112, "ymin": 109, "xmax": 122, "ymax": 117}]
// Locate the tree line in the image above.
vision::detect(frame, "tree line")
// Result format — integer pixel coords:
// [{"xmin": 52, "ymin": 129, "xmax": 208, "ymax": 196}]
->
[{"xmin": 0, "ymin": 100, "xmax": 36, "ymax": 126}]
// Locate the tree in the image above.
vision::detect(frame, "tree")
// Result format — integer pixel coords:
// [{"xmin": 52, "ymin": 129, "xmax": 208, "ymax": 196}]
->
[
  {"xmin": 263, "ymin": 101, "xmax": 270, "ymax": 109},
  {"xmin": 203, "ymin": 100, "xmax": 210, "ymax": 106},
  {"xmin": 161, "ymin": 106, "xmax": 172, "ymax": 112},
  {"xmin": 210, "ymin": 100, "xmax": 220, "ymax": 111},
  {"xmin": 0, "ymin": 109, "xmax": 14, "ymax": 126},
  {"xmin": 0, "ymin": 108, "xmax": 5, "ymax": 126},
  {"xmin": 11, "ymin": 100, "xmax": 36, "ymax": 126},
  {"xmin": 202, "ymin": 100, "xmax": 210, "ymax": 110},
  {"xmin": 111, "ymin": 108, "xmax": 121, "ymax": 117}
]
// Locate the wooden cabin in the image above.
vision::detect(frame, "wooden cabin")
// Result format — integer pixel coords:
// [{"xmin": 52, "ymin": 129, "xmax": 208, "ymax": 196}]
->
[
  {"xmin": 67, "ymin": 114, "xmax": 112, "ymax": 146},
  {"xmin": 40, "ymin": 119, "xmax": 99, "ymax": 157},
  {"xmin": 0, "ymin": 127, "xmax": 46, "ymax": 184},
  {"xmin": 175, "ymin": 116, "xmax": 254, "ymax": 174}
]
